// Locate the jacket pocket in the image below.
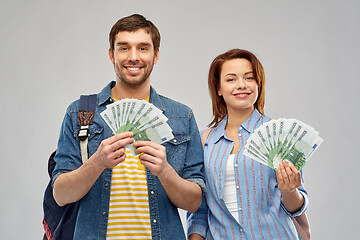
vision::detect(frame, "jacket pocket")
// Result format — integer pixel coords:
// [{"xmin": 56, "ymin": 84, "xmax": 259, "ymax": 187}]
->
[{"xmin": 164, "ymin": 133, "xmax": 190, "ymax": 175}]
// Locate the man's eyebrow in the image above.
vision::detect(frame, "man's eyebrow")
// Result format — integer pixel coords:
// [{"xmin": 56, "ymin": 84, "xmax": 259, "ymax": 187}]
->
[
  {"xmin": 116, "ymin": 42, "xmax": 128, "ymax": 46},
  {"xmin": 115, "ymin": 42, "xmax": 152, "ymax": 46},
  {"xmin": 138, "ymin": 42, "xmax": 152, "ymax": 46}
]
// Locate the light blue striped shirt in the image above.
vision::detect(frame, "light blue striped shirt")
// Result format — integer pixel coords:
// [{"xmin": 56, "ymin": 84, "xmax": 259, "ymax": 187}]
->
[{"xmin": 187, "ymin": 109, "xmax": 308, "ymax": 240}]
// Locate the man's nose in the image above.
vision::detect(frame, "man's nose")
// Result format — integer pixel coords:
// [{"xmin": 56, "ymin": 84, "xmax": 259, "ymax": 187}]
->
[{"xmin": 129, "ymin": 49, "xmax": 140, "ymax": 62}]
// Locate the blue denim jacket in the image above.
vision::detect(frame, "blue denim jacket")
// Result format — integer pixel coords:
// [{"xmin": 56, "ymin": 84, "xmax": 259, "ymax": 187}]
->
[{"xmin": 52, "ymin": 81, "xmax": 205, "ymax": 240}]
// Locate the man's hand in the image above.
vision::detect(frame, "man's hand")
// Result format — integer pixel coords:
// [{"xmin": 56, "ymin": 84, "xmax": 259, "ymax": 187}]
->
[
  {"xmin": 133, "ymin": 140, "xmax": 202, "ymax": 212},
  {"xmin": 93, "ymin": 131, "xmax": 134, "ymax": 169},
  {"xmin": 133, "ymin": 141, "xmax": 170, "ymax": 177}
]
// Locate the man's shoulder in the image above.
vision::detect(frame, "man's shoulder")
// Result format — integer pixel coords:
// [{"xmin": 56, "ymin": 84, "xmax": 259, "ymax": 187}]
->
[
  {"xmin": 66, "ymin": 98, "xmax": 81, "ymax": 113},
  {"xmin": 158, "ymin": 94, "xmax": 190, "ymax": 109},
  {"xmin": 157, "ymin": 93, "xmax": 193, "ymax": 117},
  {"xmin": 65, "ymin": 82, "xmax": 112, "ymax": 113}
]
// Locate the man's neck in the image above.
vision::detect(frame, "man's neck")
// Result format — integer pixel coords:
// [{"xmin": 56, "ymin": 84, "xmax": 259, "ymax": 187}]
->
[{"xmin": 111, "ymin": 80, "xmax": 151, "ymax": 100}]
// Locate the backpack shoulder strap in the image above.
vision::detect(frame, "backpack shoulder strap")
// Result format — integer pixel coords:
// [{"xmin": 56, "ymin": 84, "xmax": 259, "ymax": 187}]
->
[
  {"xmin": 201, "ymin": 128, "xmax": 212, "ymax": 148},
  {"xmin": 77, "ymin": 94, "xmax": 97, "ymax": 163}
]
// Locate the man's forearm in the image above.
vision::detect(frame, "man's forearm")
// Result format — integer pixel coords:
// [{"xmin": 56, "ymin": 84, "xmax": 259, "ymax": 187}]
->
[
  {"xmin": 53, "ymin": 132, "xmax": 133, "ymax": 206},
  {"xmin": 53, "ymin": 156, "xmax": 105, "ymax": 206},
  {"xmin": 158, "ymin": 166, "xmax": 202, "ymax": 213}
]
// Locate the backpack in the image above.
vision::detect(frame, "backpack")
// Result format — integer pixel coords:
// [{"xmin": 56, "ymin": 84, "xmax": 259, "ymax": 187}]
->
[{"xmin": 42, "ymin": 94, "xmax": 97, "ymax": 240}]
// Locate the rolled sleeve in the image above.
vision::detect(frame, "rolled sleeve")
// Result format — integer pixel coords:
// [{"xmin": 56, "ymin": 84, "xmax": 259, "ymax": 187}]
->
[
  {"xmin": 181, "ymin": 111, "xmax": 205, "ymax": 189},
  {"xmin": 187, "ymin": 195, "xmax": 209, "ymax": 238},
  {"xmin": 52, "ymin": 105, "xmax": 82, "ymax": 180},
  {"xmin": 51, "ymin": 170, "xmax": 68, "ymax": 188},
  {"xmin": 187, "ymin": 178, "xmax": 206, "ymax": 195},
  {"xmin": 281, "ymin": 189, "xmax": 309, "ymax": 217}
]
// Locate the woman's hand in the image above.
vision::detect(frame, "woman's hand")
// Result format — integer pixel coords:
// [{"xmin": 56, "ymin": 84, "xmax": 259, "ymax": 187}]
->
[
  {"xmin": 276, "ymin": 160, "xmax": 304, "ymax": 213},
  {"xmin": 276, "ymin": 160, "xmax": 301, "ymax": 193},
  {"xmin": 189, "ymin": 233, "xmax": 205, "ymax": 240}
]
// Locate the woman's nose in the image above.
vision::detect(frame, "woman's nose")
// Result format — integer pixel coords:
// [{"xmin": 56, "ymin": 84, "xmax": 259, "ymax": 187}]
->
[{"xmin": 236, "ymin": 78, "xmax": 247, "ymax": 89}]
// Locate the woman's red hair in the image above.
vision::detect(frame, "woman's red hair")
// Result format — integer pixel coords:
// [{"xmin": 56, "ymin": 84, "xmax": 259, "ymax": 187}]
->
[{"xmin": 208, "ymin": 49, "xmax": 265, "ymax": 127}]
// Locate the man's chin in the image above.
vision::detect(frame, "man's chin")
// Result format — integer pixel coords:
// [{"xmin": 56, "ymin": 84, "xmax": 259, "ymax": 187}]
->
[{"xmin": 118, "ymin": 77, "xmax": 147, "ymax": 87}]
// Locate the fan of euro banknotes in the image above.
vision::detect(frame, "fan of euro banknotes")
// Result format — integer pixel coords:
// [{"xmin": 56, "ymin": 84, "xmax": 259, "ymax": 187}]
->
[
  {"xmin": 244, "ymin": 118, "xmax": 323, "ymax": 170},
  {"xmin": 100, "ymin": 98, "xmax": 174, "ymax": 155}
]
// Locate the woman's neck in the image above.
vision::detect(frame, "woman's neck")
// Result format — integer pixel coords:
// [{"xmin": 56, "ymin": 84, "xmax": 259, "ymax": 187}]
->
[{"xmin": 226, "ymin": 107, "xmax": 254, "ymax": 131}]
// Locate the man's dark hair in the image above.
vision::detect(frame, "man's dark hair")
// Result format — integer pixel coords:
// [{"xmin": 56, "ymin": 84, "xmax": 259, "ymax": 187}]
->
[{"xmin": 109, "ymin": 14, "xmax": 161, "ymax": 53}]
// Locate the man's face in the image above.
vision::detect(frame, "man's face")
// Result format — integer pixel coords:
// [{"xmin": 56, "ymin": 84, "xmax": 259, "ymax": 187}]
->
[{"xmin": 109, "ymin": 29, "xmax": 159, "ymax": 86}]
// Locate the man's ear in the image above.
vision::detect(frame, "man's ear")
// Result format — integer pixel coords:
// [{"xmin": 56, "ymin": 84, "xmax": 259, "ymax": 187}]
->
[
  {"xmin": 153, "ymin": 50, "xmax": 160, "ymax": 64},
  {"xmin": 109, "ymin": 49, "xmax": 114, "ymax": 65}
]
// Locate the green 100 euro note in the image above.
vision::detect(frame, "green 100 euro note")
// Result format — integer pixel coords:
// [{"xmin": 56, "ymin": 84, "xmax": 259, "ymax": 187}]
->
[
  {"xmin": 244, "ymin": 118, "xmax": 323, "ymax": 170},
  {"xmin": 100, "ymin": 99, "xmax": 174, "ymax": 155}
]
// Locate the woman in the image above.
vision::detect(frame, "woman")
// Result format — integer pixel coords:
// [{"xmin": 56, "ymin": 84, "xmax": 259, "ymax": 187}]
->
[{"xmin": 187, "ymin": 49, "xmax": 308, "ymax": 240}]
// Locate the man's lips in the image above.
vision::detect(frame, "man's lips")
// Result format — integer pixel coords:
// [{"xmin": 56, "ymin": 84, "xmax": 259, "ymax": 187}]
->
[{"xmin": 125, "ymin": 66, "xmax": 143, "ymax": 74}]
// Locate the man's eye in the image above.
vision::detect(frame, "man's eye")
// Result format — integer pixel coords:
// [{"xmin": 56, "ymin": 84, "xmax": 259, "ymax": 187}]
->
[
  {"xmin": 140, "ymin": 47, "xmax": 147, "ymax": 51},
  {"xmin": 119, "ymin": 47, "xmax": 128, "ymax": 51}
]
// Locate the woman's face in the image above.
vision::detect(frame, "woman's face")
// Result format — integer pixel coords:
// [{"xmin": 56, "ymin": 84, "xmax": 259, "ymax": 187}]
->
[{"xmin": 218, "ymin": 58, "xmax": 258, "ymax": 113}]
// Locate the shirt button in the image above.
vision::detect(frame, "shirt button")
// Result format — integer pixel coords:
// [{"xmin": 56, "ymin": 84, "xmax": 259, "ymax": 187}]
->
[
  {"xmin": 240, "ymin": 229, "xmax": 243, "ymax": 232},
  {"xmin": 234, "ymin": 164, "xmax": 238, "ymax": 168},
  {"xmin": 238, "ymin": 133, "xmax": 242, "ymax": 136},
  {"xmin": 153, "ymin": 219, "xmax": 157, "ymax": 223},
  {"xmin": 102, "ymin": 211, "xmax": 106, "ymax": 215},
  {"xmin": 236, "ymin": 185, "xmax": 239, "ymax": 189},
  {"xmin": 238, "ymin": 207, "xmax": 242, "ymax": 211},
  {"xmin": 105, "ymin": 183, "xmax": 109, "ymax": 187},
  {"xmin": 151, "ymin": 191, "xmax": 155, "ymax": 195},
  {"xmin": 173, "ymin": 139, "xmax": 177, "ymax": 143}
]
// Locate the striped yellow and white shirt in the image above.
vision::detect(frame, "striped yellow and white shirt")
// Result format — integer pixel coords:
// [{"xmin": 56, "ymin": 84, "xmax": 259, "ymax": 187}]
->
[{"xmin": 106, "ymin": 149, "xmax": 151, "ymax": 239}]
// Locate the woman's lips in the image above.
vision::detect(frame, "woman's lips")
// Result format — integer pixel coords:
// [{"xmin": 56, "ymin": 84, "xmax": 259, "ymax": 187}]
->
[{"xmin": 234, "ymin": 92, "xmax": 251, "ymax": 98}]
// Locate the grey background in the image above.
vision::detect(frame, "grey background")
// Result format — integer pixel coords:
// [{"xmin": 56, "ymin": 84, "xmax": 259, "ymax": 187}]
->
[{"xmin": 1, "ymin": 0, "xmax": 359, "ymax": 239}]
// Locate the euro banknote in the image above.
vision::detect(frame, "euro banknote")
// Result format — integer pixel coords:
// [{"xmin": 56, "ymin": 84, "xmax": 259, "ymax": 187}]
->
[
  {"xmin": 244, "ymin": 118, "xmax": 323, "ymax": 170},
  {"xmin": 100, "ymin": 99, "xmax": 174, "ymax": 155}
]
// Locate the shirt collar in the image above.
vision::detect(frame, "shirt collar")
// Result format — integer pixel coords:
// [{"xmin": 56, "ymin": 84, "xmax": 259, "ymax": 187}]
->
[
  {"xmin": 212, "ymin": 108, "xmax": 263, "ymax": 143},
  {"xmin": 241, "ymin": 108, "xmax": 262, "ymax": 134}
]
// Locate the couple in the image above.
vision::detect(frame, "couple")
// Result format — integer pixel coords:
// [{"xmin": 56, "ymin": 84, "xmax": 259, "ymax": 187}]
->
[{"xmin": 51, "ymin": 14, "xmax": 308, "ymax": 240}]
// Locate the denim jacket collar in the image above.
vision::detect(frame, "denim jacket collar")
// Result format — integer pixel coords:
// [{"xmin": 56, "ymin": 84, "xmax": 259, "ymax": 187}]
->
[
  {"xmin": 149, "ymin": 86, "xmax": 165, "ymax": 112},
  {"xmin": 98, "ymin": 81, "xmax": 115, "ymax": 106}
]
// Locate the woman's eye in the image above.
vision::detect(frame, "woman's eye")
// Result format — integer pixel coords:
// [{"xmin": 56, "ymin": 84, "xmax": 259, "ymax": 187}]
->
[{"xmin": 245, "ymin": 77, "xmax": 255, "ymax": 81}]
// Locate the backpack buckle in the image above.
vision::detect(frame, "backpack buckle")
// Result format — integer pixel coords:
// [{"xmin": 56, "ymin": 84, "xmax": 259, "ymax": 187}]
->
[{"xmin": 78, "ymin": 126, "xmax": 89, "ymax": 141}]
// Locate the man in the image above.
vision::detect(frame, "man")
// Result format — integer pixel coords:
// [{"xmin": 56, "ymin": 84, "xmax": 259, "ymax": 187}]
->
[{"xmin": 52, "ymin": 14, "xmax": 204, "ymax": 239}]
